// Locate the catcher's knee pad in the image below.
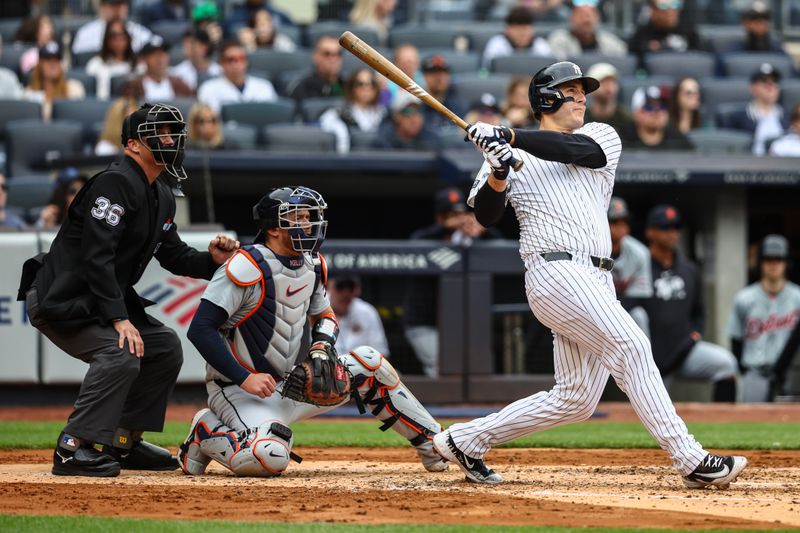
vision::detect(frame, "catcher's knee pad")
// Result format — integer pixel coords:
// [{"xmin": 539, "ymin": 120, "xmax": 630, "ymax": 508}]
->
[
  {"xmin": 344, "ymin": 346, "xmax": 442, "ymax": 445},
  {"xmin": 200, "ymin": 420, "xmax": 293, "ymax": 478}
]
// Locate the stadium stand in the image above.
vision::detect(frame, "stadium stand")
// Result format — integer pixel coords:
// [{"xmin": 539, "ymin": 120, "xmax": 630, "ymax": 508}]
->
[
  {"xmin": 262, "ymin": 124, "xmax": 337, "ymax": 152},
  {"xmin": 5, "ymin": 120, "xmax": 83, "ymax": 177}
]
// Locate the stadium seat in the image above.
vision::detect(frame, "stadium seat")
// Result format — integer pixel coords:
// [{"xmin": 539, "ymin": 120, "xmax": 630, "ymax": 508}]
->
[
  {"xmin": 699, "ymin": 24, "xmax": 747, "ymax": 53},
  {"xmin": 221, "ymin": 123, "xmax": 258, "ymax": 150},
  {"xmin": 0, "ymin": 43, "xmax": 24, "ymax": 76},
  {"xmin": 5, "ymin": 174, "xmax": 54, "ymax": 210},
  {"xmin": 714, "ymin": 102, "xmax": 745, "ymax": 129},
  {"xmin": 0, "ymin": 100, "xmax": 41, "ymax": 143},
  {"xmin": 300, "ymin": 97, "xmax": 342, "ymax": 122},
  {"xmin": 721, "ymin": 52, "xmax": 795, "ymax": 79},
  {"xmin": 161, "ymin": 98, "xmax": 196, "ymax": 123},
  {"xmin": 490, "ymin": 54, "xmax": 558, "ymax": 75},
  {"xmin": 390, "ymin": 25, "xmax": 460, "ymax": 49},
  {"xmin": 689, "ymin": 129, "xmax": 753, "ymax": 154},
  {"xmin": 419, "ymin": 50, "xmax": 480, "ymax": 74},
  {"xmin": 221, "ymin": 100, "xmax": 296, "ymax": 145},
  {"xmin": 645, "ymin": 51, "xmax": 716, "ymax": 79},
  {"xmin": 460, "ymin": 24, "xmax": 505, "ymax": 54},
  {"xmin": 5, "ymin": 119, "xmax": 83, "ymax": 177},
  {"xmin": 149, "ymin": 21, "xmax": 190, "ymax": 46},
  {"xmin": 51, "ymin": 98, "xmax": 111, "ymax": 146},
  {"xmin": 349, "ymin": 129, "xmax": 377, "ymax": 151},
  {"xmin": 439, "ymin": 127, "xmax": 471, "ymax": 148},
  {"xmin": 247, "ymin": 49, "xmax": 312, "ymax": 80},
  {"xmin": 570, "ymin": 54, "xmax": 637, "ymax": 77},
  {"xmin": 699, "ymin": 77, "xmax": 751, "ymax": 109},
  {"xmin": 451, "ymin": 73, "xmax": 512, "ymax": 104},
  {"xmin": 109, "ymin": 73, "xmax": 135, "ymax": 97},
  {"xmin": 262, "ymin": 124, "xmax": 337, "ymax": 152},
  {"xmin": 780, "ymin": 79, "xmax": 800, "ymax": 111},
  {"xmin": 308, "ymin": 22, "xmax": 380, "ymax": 47},
  {"xmin": 67, "ymin": 68, "xmax": 97, "ymax": 97},
  {"xmin": 618, "ymin": 75, "xmax": 675, "ymax": 109},
  {"xmin": 70, "ymin": 51, "xmax": 95, "ymax": 69},
  {"xmin": 0, "ymin": 19, "xmax": 21, "ymax": 44}
]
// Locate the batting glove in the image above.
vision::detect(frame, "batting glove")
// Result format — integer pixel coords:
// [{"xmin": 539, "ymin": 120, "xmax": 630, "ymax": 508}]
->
[
  {"xmin": 467, "ymin": 122, "xmax": 513, "ymax": 150},
  {"xmin": 483, "ymin": 141, "xmax": 514, "ymax": 180}
]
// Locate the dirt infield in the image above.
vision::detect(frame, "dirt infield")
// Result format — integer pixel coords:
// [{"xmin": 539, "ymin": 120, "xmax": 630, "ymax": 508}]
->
[{"xmin": 1, "ymin": 447, "xmax": 798, "ymax": 529}]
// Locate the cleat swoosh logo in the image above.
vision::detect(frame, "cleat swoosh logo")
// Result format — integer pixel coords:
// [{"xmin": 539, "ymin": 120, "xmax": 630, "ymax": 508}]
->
[
  {"xmin": 286, "ymin": 284, "xmax": 308, "ymax": 297},
  {"xmin": 462, "ymin": 456, "xmax": 474, "ymax": 469},
  {"xmin": 56, "ymin": 451, "xmax": 74, "ymax": 464},
  {"xmin": 696, "ymin": 464, "xmax": 730, "ymax": 480}
]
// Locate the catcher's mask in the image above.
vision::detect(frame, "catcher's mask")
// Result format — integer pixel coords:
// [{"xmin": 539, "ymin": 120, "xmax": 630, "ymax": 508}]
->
[
  {"xmin": 253, "ymin": 186, "xmax": 328, "ymax": 254},
  {"xmin": 122, "ymin": 103, "xmax": 187, "ymax": 181}
]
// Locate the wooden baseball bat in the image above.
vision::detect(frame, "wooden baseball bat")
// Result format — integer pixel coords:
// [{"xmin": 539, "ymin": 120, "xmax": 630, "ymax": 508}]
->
[{"xmin": 339, "ymin": 31, "xmax": 523, "ymax": 171}]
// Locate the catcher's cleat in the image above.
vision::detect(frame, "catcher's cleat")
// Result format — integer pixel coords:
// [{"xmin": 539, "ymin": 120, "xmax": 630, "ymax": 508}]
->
[
  {"xmin": 103, "ymin": 439, "xmax": 179, "ymax": 471},
  {"xmin": 432, "ymin": 431, "xmax": 502, "ymax": 484},
  {"xmin": 682, "ymin": 454, "xmax": 747, "ymax": 489},
  {"xmin": 178, "ymin": 408, "xmax": 214, "ymax": 475},
  {"xmin": 52, "ymin": 433, "xmax": 120, "ymax": 477},
  {"xmin": 415, "ymin": 439, "xmax": 449, "ymax": 472}
]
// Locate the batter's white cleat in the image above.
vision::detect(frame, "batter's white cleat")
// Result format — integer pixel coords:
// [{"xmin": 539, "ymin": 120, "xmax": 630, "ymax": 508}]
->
[
  {"xmin": 432, "ymin": 431, "xmax": 503, "ymax": 484},
  {"xmin": 415, "ymin": 439, "xmax": 449, "ymax": 472},
  {"xmin": 682, "ymin": 454, "xmax": 748, "ymax": 489},
  {"xmin": 178, "ymin": 408, "xmax": 213, "ymax": 475}
]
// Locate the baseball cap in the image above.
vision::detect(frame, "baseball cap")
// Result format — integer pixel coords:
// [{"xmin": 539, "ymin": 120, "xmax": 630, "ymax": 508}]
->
[
  {"xmin": 470, "ymin": 93, "xmax": 500, "ymax": 114},
  {"xmin": 652, "ymin": 0, "xmax": 683, "ymax": 10},
  {"xmin": 761, "ymin": 234, "xmax": 789, "ymax": 259},
  {"xmin": 391, "ymin": 90, "xmax": 422, "ymax": 113},
  {"xmin": 570, "ymin": 0, "xmax": 599, "ymax": 8},
  {"xmin": 646, "ymin": 205, "xmax": 681, "ymax": 229},
  {"xmin": 751, "ymin": 62, "xmax": 781, "ymax": 83},
  {"xmin": 121, "ymin": 104, "xmax": 154, "ymax": 145},
  {"xmin": 422, "ymin": 54, "xmax": 450, "ymax": 73},
  {"xmin": 586, "ymin": 62, "xmax": 618, "ymax": 82},
  {"xmin": 631, "ymin": 85, "xmax": 669, "ymax": 113},
  {"xmin": 434, "ymin": 187, "xmax": 467, "ymax": 214},
  {"xmin": 38, "ymin": 40, "xmax": 63, "ymax": 60},
  {"xmin": 192, "ymin": 1, "xmax": 219, "ymax": 22},
  {"xmin": 607, "ymin": 196, "xmax": 629, "ymax": 221},
  {"xmin": 743, "ymin": 0, "xmax": 771, "ymax": 19},
  {"xmin": 140, "ymin": 35, "xmax": 170, "ymax": 55},
  {"xmin": 506, "ymin": 6, "xmax": 535, "ymax": 25}
]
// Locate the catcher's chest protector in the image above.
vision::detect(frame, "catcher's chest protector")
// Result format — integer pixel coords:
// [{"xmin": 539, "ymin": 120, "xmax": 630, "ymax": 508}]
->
[{"xmin": 228, "ymin": 245, "xmax": 321, "ymax": 379}]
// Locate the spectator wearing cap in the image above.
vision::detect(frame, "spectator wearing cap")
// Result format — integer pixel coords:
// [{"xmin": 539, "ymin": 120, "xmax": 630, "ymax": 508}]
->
[
  {"xmin": 192, "ymin": 2, "xmax": 223, "ymax": 47},
  {"xmin": 23, "ymin": 41, "xmax": 86, "ymax": 120},
  {"xmin": 620, "ymin": 85, "xmax": 693, "ymax": 151},
  {"xmin": 0, "ymin": 173, "xmax": 27, "ymax": 231},
  {"xmin": 583, "ymin": 62, "xmax": 633, "ymax": 132},
  {"xmin": 0, "ymin": 37, "xmax": 23, "ymax": 100},
  {"xmin": 501, "ymin": 76, "xmax": 537, "ymax": 128},
  {"xmin": 238, "ymin": 8, "xmax": 296, "ymax": 53},
  {"xmin": 421, "ymin": 54, "xmax": 467, "ymax": 130},
  {"xmin": 122, "ymin": 35, "xmax": 194, "ymax": 101},
  {"xmin": 319, "ymin": 67, "xmax": 387, "ymax": 154},
  {"xmin": 328, "ymin": 275, "xmax": 391, "ymax": 357},
  {"xmin": 727, "ymin": 63, "xmax": 789, "ymax": 155},
  {"xmin": 548, "ymin": 0, "xmax": 627, "ymax": 60},
  {"xmin": 289, "ymin": 35, "xmax": 345, "ymax": 102},
  {"xmin": 482, "ymin": 7, "xmax": 552, "ymax": 70},
  {"xmin": 72, "ymin": 0, "xmax": 153, "ymax": 55},
  {"xmin": 726, "ymin": 1, "xmax": 786, "ymax": 54},
  {"xmin": 36, "ymin": 169, "xmax": 89, "ymax": 230},
  {"xmin": 769, "ymin": 103, "xmax": 800, "ymax": 157},
  {"xmin": 465, "ymin": 93, "xmax": 505, "ymax": 127},
  {"xmin": 628, "ymin": 0, "xmax": 704, "ymax": 67},
  {"xmin": 170, "ymin": 29, "xmax": 222, "ymax": 91},
  {"xmin": 728, "ymin": 234, "xmax": 800, "ymax": 401},
  {"xmin": 14, "ymin": 13, "xmax": 56, "ymax": 76},
  {"xmin": 141, "ymin": 0, "xmax": 191, "ymax": 27},
  {"xmin": 371, "ymin": 91, "xmax": 442, "ymax": 151},
  {"xmin": 642, "ymin": 205, "xmax": 738, "ymax": 402},
  {"xmin": 86, "ymin": 18, "xmax": 138, "ymax": 100},
  {"xmin": 197, "ymin": 40, "xmax": 278, "ymax": 114}
]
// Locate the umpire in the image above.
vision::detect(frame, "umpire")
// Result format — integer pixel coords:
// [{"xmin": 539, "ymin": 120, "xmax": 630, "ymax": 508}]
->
[{"xmin": 17, "ymin": 103, "xmax": 239, "ymax": 477}]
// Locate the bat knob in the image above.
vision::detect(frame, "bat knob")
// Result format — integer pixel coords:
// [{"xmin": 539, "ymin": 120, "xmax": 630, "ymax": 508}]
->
[{"xmin": 510, "ymin": 157, "xmax": 524, "ymax": 171}]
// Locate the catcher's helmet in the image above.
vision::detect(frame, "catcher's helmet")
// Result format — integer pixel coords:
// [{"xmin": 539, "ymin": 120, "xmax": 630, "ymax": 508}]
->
[
  {"xmin": 253, "ymin": 186, "xmax": 328, "ymax": 254},
  {"xmin": 122, "ymin": 103, "xmax": 187, "ymax": 181},
  {"xmin": 528, "ymin": 61, "xmax": 600, "ymax": 114}
]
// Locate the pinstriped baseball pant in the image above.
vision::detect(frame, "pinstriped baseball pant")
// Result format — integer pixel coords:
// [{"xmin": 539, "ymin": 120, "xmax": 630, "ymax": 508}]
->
[{"xmin": 449, "ymin": 254, "xmax": 708, "ymax": 475}]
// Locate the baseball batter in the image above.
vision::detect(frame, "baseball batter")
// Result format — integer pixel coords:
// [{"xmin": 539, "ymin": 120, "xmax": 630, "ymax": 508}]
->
[
  {"xmin": 728, "ymin": 234, "xmax": 800, "ymax": 401},
  {"xmin": 178, "ymin": 186, "xmax": 448, "ymax": 477},
  {"xmin": 432, "ymin": 61, "xmax": 747, "ymax": 488}
]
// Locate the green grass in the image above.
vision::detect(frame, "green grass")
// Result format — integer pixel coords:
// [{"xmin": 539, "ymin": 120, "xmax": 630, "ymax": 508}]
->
[
  {"xmin": 0, "ymin": 515, "xmax": 793, "ymax": 533},
  {"xmin": 2, "ymin": 420, "xmax": 798, "ymax": 450}
]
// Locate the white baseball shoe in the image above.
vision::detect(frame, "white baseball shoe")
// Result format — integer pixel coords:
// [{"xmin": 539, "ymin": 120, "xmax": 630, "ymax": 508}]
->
[
  {"xmin": 432, "ymin": 430, "xmax": 503, "ymax": 484},
  {"xmin": 682, "ymin": 454, "xmax": 748, "ymax": 489}
]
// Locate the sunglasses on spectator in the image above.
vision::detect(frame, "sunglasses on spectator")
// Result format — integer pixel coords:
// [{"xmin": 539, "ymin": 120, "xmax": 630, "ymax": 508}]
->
[
  {"xmin": 654, "ymin": 0, "xmax": 682, "ymax": 9},
  {"xmin": 355, "ymin": 80, "xmax": 375, "ymax": 87},
  {"xmin": 223, "ymin": 54, "xmax": 246, "ymax": 63},
  {"xmin": 681, "ymin": 88, "xmax": 700, "ymax": 95},
  {"xmin": 319, "ymin": 49, "xmax": 341, "ymax": 58}
]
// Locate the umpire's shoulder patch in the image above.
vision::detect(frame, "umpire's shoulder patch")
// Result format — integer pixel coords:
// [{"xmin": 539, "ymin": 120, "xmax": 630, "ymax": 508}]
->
[{"xmin": 225, "ymin": 250, "xmax": 263, "ymax": 286}]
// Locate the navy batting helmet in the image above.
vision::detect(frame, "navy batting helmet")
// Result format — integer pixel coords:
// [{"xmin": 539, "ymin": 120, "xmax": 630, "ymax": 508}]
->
[
  {"xmin": 253, "ymin": 186, "xmax": 328, "ymax": 254},
  {"xmin": 529, "ymin": 61, "xmax": 600, "ymax": 114}
]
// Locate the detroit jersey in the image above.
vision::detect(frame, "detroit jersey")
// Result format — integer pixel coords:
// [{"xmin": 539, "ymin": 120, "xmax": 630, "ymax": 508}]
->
[
  {"xmin": 727, "ymin": 282, "xmax": 800, "ymax": 368},
  {"xmin": 200, "ymin": 245, "xmax": 330, "ymax": 382},
  {"xmin": 468, "ymin": 122, "xmax": 622, "ymax": 258}
]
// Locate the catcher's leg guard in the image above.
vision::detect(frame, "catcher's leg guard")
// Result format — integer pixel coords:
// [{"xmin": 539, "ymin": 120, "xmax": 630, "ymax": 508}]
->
[
  {"xmin": 178, "ymin": 408, "xmax": 216, "ymax": 475},
  {"xmin": 343, "ymin": 345, "xmax": 448, "ymax": 472}
]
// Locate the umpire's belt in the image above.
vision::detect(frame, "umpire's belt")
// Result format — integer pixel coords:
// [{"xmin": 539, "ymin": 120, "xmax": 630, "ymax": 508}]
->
[{"xmin": 540, "ymin": 252, "xmax": 614, "ymax": 272}]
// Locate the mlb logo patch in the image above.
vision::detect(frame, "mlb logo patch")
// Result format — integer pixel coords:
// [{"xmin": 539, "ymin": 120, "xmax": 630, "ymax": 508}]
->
[
  {"xmin": 163, "ymin": 218, "xmax": 174, "ymax": 232},
  {"xmin": 62, "ymin": 435, "xmax": 76, "ymax": 448}
]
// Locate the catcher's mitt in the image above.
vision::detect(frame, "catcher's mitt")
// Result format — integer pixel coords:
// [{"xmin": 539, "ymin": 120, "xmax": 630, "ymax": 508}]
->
[{"xmin": 281, "ymin": 341, "xmax": 351, "ymax": 406}]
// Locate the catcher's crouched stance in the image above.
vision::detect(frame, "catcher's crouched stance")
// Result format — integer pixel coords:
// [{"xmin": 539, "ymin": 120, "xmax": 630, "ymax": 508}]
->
[{"xmin": 179, "ymin": 186, "xmax": 448, "ymax": 477}]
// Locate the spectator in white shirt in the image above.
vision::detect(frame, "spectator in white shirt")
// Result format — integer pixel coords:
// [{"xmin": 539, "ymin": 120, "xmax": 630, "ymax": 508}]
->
[
  {"xmin": 328, "ymin": 276, "xmax": 391, "ymax": 357},
  {"xmin": 769, "ymin": 103, "xmax": 800, "ymax": 157},
  {"xmin": 482, "ymin": 6, "xmax": 552, "ymax": 70},
  {"xmin": 121, "ymin": 35, "xmax": 194, "ymax": 101},
  {"xmin": 85, "ymin": 19, "xmax": 137, "ymax": 100},
  {"xmin": 197, "ymin": 40, "xmax": 278, "ymax": 114},
  {"xmin": 170, "ymin": 28, "xmax": 222, "ymax": 90},
  {"xmin": 319, "ymin": 67, "xmax": 386, "ymax": 153},
  {"xmin": 547, "ymin": 0, "xmax": 627, "ymax": 60},
  {"xmin": 72, "ymin": 0, "xmax": 153, "ymax": 55},
  {"xmin": 0, "ymin": 37, "xmax": 23, "ymax": 99}
]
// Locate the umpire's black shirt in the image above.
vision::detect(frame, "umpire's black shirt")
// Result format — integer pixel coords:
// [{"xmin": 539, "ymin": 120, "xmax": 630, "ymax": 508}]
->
[{"xmin": 24, "ymin": 156, "xmax": 217, "ymax": 329}]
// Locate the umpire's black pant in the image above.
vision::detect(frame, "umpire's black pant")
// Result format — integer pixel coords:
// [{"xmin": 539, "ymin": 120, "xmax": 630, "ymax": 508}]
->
[{"xmin": 27, "ymin": 287, "xmax": 183, "ymax": 446}]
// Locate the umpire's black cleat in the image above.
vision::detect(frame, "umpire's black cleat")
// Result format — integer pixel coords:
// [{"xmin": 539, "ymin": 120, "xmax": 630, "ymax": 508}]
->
[
  {"xmin": 683, "ymin": 453, "xmax": 747, "ymax": 489},
  {"xmin": 52, "ymin": 435, "xmax": 120, "ymax": 477},
  {"xmin": 432, "ymin": 431, "xmax": 503, "ymax": 484},
  {"xmin": 103, "ymin": 439, "xmax": 180, "ymax": 471}
]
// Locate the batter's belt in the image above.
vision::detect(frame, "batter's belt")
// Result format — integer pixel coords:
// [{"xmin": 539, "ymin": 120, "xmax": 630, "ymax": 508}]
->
[{"xmin": 540, "ymin": 252, "xmax": 615, "ymax": 272}]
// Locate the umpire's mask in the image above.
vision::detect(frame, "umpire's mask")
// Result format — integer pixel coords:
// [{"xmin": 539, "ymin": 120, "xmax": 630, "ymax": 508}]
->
[{"xmin": 125, "ymin": 103, "xmax": 188, "ymax": 181}]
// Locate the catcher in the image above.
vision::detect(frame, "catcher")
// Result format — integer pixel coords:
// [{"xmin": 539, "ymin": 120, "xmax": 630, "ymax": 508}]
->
[{"xmin": 179, "ymin": 186, "xmax": 448, "ymax": 477}]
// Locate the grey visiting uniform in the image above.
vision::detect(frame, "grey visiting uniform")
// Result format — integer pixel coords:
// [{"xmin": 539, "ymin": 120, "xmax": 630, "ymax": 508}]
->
[
  {"xmin": 611, "ymin": 235, "xmax": 652, "ymax": 335},
  {"xmin": 727, "ymin": 282, "xmax": 800, "ymax": 401}
]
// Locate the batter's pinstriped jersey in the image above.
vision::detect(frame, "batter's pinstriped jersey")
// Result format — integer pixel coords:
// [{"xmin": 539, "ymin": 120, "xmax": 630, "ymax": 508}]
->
[{"xmin": 468, "ymin": 122, "xmax": 622, "ymax": 258}]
